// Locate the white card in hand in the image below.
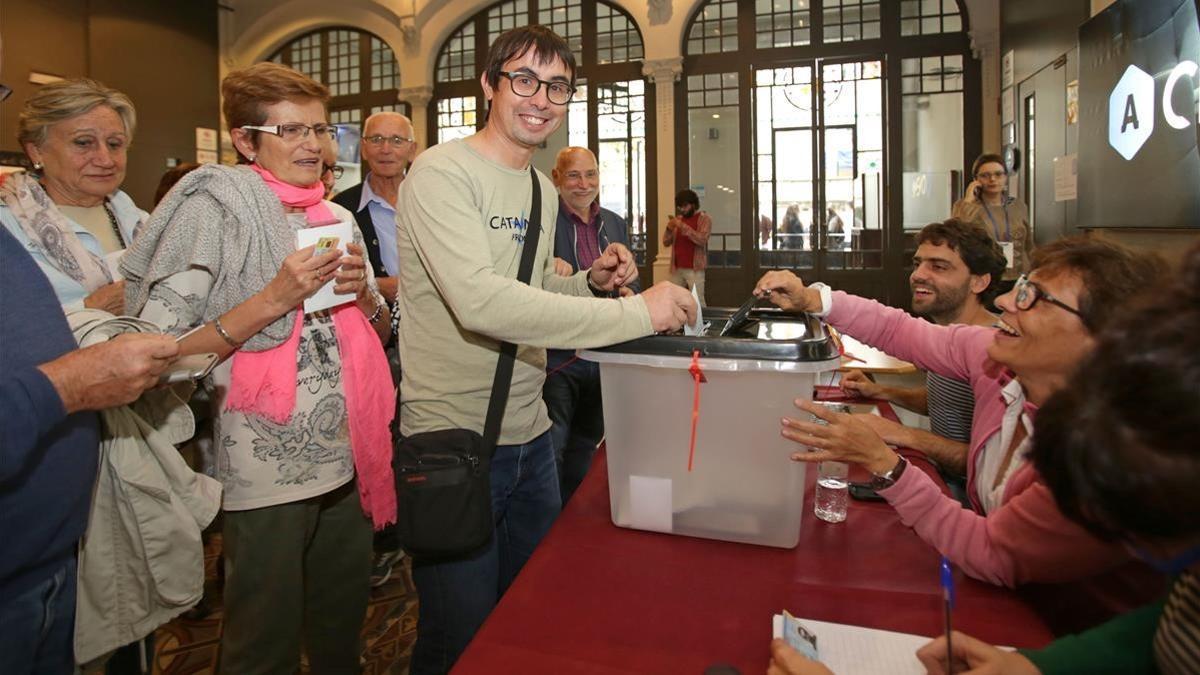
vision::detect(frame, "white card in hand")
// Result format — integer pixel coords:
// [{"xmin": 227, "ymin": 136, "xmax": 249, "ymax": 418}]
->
[
  {"xmin": 295, "ymin": 221, "xmax": 355, "ymax": 314},
  {"xmin": 683, "ymin": 284, "xmax": 704, "ymax": 336}
]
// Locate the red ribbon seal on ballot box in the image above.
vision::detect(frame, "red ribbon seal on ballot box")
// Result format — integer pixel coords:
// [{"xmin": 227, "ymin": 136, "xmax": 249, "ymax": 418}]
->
[{"xmin": 687, "ymin": 349, "xmax": 707, "ymax": 472}]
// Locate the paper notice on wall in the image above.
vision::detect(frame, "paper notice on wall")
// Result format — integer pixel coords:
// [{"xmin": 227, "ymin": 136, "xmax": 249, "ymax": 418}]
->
[
  {"xmin": 1066, "ymin": 80, "xmax": 1079, "ymax": 125},
  {"xmin": 195, "ymin": 127, "xmax": 218, "ymax": 151},
  {"xmin": 1001, "ymin": 86, "xmax": 1015, "ymax": 125},
  {"xmin": 196, "ymin": 149, "xmax": 218, "ymax": 165},
  {"xmin": 1053, "ymin": 154, "xmax": 1077, "ymax": 202},
  {"xmin": 629, "ymin": 476, "xmax": 672, "ymax": 533},
  {"xmin": 1002, "ymin": 50, "xmax": 1014, "ymax": 89}
]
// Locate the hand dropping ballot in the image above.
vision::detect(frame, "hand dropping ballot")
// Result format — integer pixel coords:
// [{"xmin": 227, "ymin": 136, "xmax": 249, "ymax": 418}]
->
[
  {"xmin": 683, "ymin": 284, "xmax": 706, "ymax": 336},
  {"xmin": 296, "ymin": 221, "xmax": 355, "ymax": 314}
]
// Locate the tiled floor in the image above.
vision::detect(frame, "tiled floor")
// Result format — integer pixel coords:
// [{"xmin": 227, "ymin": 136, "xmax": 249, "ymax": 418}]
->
[{"xmin": 152, "ymin": 535, "xmax": 418, "ymax": 675}]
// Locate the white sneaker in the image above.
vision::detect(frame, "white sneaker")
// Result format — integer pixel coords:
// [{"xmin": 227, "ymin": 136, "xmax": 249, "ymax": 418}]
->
[{"xmin": 369, "ymin": 549, "xmax": 405, "ymax": 587}]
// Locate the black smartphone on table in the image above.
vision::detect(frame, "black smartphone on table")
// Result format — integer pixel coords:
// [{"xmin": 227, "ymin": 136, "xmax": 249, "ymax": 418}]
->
[{"xmin": 848, "ymin": 481, "xmax": 885, "ymax": 502}]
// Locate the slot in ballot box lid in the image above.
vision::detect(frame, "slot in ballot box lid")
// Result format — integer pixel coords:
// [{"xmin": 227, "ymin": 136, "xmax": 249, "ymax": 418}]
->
[{"xmin": 582, "ymin": 307, "xmax": 839, "ymax": 364}]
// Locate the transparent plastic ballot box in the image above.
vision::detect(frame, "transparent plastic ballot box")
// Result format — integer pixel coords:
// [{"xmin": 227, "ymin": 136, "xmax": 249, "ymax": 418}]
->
[{"xmin": 579, "ymin": 308, "xmax": 840, "ymax": 548}]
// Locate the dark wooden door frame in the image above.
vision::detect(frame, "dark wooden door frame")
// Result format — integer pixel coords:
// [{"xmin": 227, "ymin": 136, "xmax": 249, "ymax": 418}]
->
[{"xmin": 678, "ymin": 0, "xmax": 982, "ymax": 306}]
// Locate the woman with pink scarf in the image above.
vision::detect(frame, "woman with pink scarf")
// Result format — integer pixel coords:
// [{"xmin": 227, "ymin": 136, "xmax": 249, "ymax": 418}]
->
[{"xmin": 122, "ymin": 63, "xmax": 394, "ymax": 674}]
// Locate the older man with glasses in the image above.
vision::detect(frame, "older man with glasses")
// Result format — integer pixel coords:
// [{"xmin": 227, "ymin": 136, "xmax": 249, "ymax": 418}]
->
[
  {"xmin": 330, "ymin": 111, "xmax": 418, "ymax": 587},
  {"xmin": 333, "ymin": 111, "xmax": 417, "ymax": 309},
  {"xmin": 544, "ymin": 146, "xmax": 642, "ymax": 506}
]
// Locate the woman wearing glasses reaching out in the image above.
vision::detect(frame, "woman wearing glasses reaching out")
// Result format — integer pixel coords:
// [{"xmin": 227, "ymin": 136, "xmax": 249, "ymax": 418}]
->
[
  {"xmin": 952, "ymin": 153, "xmax": 1032, "ymax": 295},
  {"xmin": 121, "ymin": 62, "xmax": 395, "ymax": 674},
  {"xmin": 755, "ymin": 236, "xmax": 1166, "ymax": 636}
]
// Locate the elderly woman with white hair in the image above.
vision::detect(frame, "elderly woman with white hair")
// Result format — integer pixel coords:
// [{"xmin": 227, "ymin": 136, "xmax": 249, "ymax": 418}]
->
[{"xmin": 1, "ymin": 78, "xmax": 145, "ymax": 314}]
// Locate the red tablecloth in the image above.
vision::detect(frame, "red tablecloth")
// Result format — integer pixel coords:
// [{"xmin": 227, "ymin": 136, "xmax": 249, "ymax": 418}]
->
[{"xmin": 454, "ymin": 401, "xmax": 1054, "ymax": 674}]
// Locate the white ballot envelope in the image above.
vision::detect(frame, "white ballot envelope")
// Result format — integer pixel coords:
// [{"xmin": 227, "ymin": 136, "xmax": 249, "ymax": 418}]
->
[
  {"xmin": 295, "ymin": 221, "xmax": 355, "ymax": 314},
  {"xmin": 683, "ymin": 284, "xmax": 705, "ymax": 336}
]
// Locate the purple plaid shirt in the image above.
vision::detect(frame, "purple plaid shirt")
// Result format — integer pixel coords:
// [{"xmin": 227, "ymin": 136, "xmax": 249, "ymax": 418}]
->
[{"xmin": 564, "ymin": 198, "xmax": 602, "ymax": 271}]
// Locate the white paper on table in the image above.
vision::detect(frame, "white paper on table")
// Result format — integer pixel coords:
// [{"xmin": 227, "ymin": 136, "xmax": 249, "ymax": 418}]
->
[
  {"xmin": 104, "ymin": 249, "xmax": 126, "ymax": 280},
  {"xmin": 771, "ymin": 616, "xmax": 1013, "ymax": 674},
  {"xmin": 628, "ymin": 475, "xmax": 672, "ymax": 532},
  {"xmin": 295, "ymin": 221, "xmax": 354, "ymax": 314},
  {"xmin": 683, "ymin": 284, "xmax": 705, "ymax": 336}
]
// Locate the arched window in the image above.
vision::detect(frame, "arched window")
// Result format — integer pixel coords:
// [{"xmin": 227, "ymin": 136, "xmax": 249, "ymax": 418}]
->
[
  {"xmin": 431, "ymin": 0, "xmax": 653, "ymax": 267},
  {"xmin": 270, "ymin": 28, "xmax": 408, "ymax": 191},
  {"xmin": 681, "ymin": 0, "xmax": 978, "ymax": 306}
]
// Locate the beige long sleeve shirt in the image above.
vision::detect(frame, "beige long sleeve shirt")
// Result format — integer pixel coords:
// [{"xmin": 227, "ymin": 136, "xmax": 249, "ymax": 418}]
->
[{"xmin": 395, "ymin": 139, "xmax": 653, "ymax": 444}]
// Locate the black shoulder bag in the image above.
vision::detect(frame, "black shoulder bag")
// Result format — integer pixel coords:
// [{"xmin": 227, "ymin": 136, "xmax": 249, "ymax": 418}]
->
[{"xmin": 392, "ymin": 167, "xmax": 544, "ymax": 561}]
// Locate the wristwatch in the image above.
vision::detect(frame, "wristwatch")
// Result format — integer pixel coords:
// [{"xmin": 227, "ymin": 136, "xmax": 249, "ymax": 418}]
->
[
  {"xmin": 586, "ymin": 271, "xmax": 616, "ymax": 298},
  {"xmin": 869, "ymin": 455, "xmax": 908, "ymax": 490}
]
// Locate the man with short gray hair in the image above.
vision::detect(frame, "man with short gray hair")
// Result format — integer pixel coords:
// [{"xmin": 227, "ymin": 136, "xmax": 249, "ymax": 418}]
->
[
  {"xmin": 544, "ymin": 146, "xmax": 639, "ymax": 504},
  {"xmin": 332, "ymin": 111, "xmax": 417, "ymax": 306},
  {"xmin": 332, "ymin": 111, "xmax": 418, "ymax": 586}
]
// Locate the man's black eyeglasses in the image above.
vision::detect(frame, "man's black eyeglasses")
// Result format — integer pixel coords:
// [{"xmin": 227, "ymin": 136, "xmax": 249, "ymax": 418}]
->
[
  {"xmin": 498, "ymin": 71, "xmax": 574, "ymax": 105},
  {"xmin": 322, "ymin": 164, "xmax": 344, "ymax": 180}
]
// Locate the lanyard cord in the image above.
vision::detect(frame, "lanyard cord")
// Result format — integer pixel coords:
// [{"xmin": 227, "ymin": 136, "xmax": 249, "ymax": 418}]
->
[{"xmin": 980, "ymin": 200, "xmax": 1011, "ymax": 241}]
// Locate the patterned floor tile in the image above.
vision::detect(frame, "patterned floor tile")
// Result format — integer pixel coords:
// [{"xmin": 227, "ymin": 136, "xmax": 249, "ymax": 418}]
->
[{"xmin": 152, "ymin": 535, "xmax": 416, "ymax": 675}]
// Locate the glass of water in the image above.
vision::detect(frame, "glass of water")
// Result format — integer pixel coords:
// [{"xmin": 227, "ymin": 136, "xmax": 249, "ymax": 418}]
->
[
  {"xmin": 814, "ymin": 460, "xmax": 849, "ymax": 523},
  {"xmin": 806, "ymin": 402, "xmax": 850, "ymax": 523}
]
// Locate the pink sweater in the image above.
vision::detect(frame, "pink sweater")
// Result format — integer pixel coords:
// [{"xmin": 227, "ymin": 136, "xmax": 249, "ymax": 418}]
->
[{"xmin": 827, "ymin": 292, "xmax": 1160, "ymax": 629}]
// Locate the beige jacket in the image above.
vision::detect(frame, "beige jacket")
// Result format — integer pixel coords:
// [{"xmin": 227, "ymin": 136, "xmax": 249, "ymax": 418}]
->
[{"xmin": 68, "ymin": 310, "xmax": 222, "ymax": 665}]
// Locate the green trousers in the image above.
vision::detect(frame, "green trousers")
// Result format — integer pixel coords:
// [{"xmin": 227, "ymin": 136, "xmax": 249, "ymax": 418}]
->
[{"xmin": 218, "ymin": 480, "xmax": 372, "ymax": 675}]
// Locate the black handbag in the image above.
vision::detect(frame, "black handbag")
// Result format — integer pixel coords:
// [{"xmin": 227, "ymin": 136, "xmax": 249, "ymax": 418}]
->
[{"xmin": 393, "ymin": 167, "xmax": 544, "ymax": 561}]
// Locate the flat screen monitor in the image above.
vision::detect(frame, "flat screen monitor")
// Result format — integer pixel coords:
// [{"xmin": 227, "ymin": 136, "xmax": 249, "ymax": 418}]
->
[{"xmin": 1078, "ymin": 0, "xmax": 1200, "ymax": 229}]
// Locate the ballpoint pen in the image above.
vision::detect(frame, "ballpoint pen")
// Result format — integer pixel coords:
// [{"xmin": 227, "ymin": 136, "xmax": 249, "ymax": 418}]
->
[{"xmin": 940, "ymin": 556, "xmax": 956, "ymax": 675}]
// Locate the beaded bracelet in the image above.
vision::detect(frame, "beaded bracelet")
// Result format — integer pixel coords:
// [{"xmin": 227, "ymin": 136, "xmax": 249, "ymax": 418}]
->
[{"xmin": 367, "ymin": 299, "xmax": 384, "ymax": 325}]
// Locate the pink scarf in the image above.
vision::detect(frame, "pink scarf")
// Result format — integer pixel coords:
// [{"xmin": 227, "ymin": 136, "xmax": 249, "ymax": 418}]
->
[{"xmin": 225, "ymin": 164, "xmax": 396, "ymax": 529}]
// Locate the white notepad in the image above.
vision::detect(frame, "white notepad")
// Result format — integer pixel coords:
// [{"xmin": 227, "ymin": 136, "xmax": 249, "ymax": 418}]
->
[
  {"xmin": 295, "ymin": 221, "xmax": 355, "ymax": 314},
  {"xmin": 772, "ymin": 615, "xmax": 1017, "ymax": 673},
  {"xmin": 771, "ymin": 615, "xmax": 933, "ymax": 674}
]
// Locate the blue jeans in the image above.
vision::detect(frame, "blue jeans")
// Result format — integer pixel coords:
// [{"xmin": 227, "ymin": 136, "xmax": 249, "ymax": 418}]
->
[
  {"xmin": 409, "ymin": 430, "xmax": 561, "ymax": 675},
  {"xmin": 543, "ymin": 358, "xmax": 605, "ymax": 504},
  {"xmin": 0, "ymin": 558, "xmax": 77, "ymax": 675}
]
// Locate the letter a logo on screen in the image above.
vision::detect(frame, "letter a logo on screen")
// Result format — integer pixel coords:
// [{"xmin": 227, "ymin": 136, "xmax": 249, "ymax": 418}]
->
[{"xmin": 1108, "ymin": 65, "xmax": 1155, "ymax": 160}]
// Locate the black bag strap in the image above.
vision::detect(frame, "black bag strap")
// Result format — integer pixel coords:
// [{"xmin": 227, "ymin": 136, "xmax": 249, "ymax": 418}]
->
[{"xmin": 480, "ymin": 168, "xmax": 543, "ymax": 454}]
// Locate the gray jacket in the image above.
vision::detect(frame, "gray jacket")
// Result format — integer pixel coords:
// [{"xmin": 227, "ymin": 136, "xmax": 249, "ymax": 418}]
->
[{"xmin": 69, "ymin": 310, "xmax": 222, "ymax": 665}]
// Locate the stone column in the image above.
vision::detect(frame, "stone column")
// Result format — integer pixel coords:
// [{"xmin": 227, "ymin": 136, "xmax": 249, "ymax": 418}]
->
[
  {"xmin": 398, "ymin": 85, "xmax": 434, "ymax": 150},
  {"xmin": 217, "ymin": 4, "xmax": 239, "ymax": 165},
  {"xmin": 642, "ymin": 57, "xmax": 684, "ymax": 284},
  {"xmin": 970, "ymin": 22, "xmax": 1002, "ymax": 153}
]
